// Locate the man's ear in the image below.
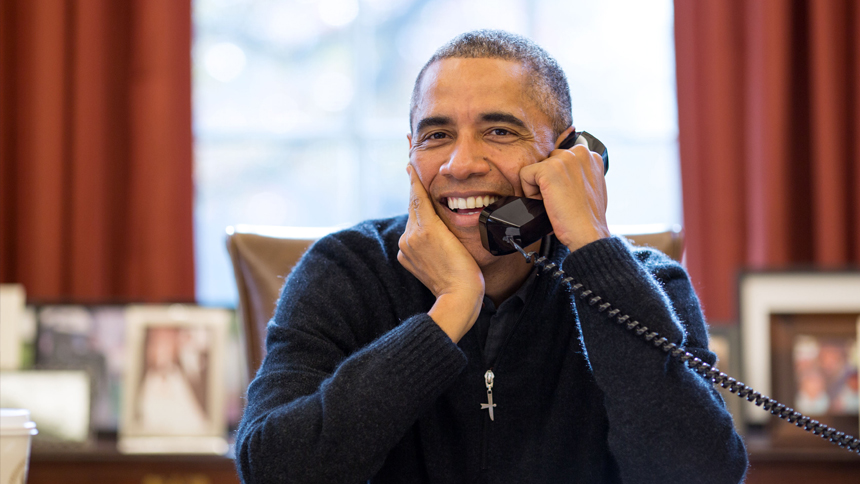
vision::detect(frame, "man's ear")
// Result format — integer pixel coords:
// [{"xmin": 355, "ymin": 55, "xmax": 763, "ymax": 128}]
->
[{"xmin": 407, "ymin": 133, "xmax": 413, "ymax": 150}]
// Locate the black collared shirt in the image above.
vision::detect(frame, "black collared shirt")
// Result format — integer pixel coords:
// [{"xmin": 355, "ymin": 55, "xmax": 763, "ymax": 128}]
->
[{"xmin": 473, "ymin": 268, "xmax": 538, "ymax": 367}]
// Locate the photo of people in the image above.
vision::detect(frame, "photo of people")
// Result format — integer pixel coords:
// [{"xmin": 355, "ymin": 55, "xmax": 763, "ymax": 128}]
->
[
  {"xmin": 134, "ymin": 325, "xmax": 212, "ymax": 435},
  {"xmin": 119, "ymin": 305, "xmax": 230, "ymax": 453},
  {"xmin": 793, "ymin": 334, "xmax": 859, "ymax": 416},
  {"xmin": 35, "ymin": 305, "xmax": 126, "ymax": 432}
]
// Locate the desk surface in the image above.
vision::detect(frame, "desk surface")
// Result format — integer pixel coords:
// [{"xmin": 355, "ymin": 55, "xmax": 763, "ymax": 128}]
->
[
  {"xmin": 29, "ymin": 438, "xmax": 240, "ymax": 484},
  {"xmin": 28, "ymin": 434, "xmax": 860, "ymax": 484}
]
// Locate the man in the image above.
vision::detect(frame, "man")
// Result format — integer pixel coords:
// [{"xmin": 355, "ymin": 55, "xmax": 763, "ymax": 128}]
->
[{"xmin": 235, "ymin": 30, "xmax": 748, "ymax": 483}]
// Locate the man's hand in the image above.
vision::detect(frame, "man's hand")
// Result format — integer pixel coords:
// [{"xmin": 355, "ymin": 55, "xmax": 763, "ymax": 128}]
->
[
  {"xmin": 398, "ymin": 165, "xmax": 485, "ymax": 342},
  {"xmin": 519, "ymin": 127, "xmax": 610, "ymax": 252}
]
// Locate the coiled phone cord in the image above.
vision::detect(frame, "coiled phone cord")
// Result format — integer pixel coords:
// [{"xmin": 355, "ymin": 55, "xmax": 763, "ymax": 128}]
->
[{"xmin": 506, "ymin": 237, "xmax": 860, "ymax": 454}]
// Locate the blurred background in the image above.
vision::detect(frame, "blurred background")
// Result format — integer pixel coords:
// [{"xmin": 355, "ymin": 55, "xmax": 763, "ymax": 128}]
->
[
  {"xmin": 193, "ymin": 0, "xmax": 681, "ymax": 306},
  {"xmin": 1, "ymin": 1, "xmax": 859, "ymax": 482},
  {"xmin": 6, "ymin": 0, "xmax": 855, "ymax": 322}
]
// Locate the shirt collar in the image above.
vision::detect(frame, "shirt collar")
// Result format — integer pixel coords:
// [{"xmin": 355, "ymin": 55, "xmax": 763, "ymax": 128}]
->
[{"xmin": 481, "ymin": 265, "xmax": 537, "ymax": 312}]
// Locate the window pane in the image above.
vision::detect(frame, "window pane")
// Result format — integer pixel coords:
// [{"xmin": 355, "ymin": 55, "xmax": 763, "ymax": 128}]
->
[{"xmin": 193, "ymin": 0, "xmax": 680, "ymax": 305}]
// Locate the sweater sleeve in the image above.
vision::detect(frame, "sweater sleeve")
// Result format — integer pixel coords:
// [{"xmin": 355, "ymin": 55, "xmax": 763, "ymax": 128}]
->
[
  {"xmin": 561, "ymin": 236, "xmax": 748, "ymax": 484},
  {"xmin": 234, "ymin": 233, "xmax": 468, "ymax": 484}
]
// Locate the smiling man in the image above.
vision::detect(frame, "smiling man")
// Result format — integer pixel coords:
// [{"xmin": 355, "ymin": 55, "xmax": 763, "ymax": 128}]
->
[{"xmin": 235, "ymin": 30, "xmax": 748, "ymax": 484}]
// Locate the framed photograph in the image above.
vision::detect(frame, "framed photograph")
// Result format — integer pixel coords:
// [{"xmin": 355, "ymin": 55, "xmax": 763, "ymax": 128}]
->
[
  {"xmin": 34, "ymin": 305, "xmax": 126, "ymax": 432},
  {"xmin": 0, "ymin": 284, "xmax": 26, "ymax": 370},
  {"xmin": 119, "ymin": 305, "xmax": 231, "ymax": 454},
  {"xmin": 769, "ymin": 313, "xmax": 858, "ymax": 446},
  {"xmin": 739, "ymin": 271, "xmax": 860, "ymax": 445},
  {"xmin": 0, "ymin": 370, "xmax": 91, "ymax": 449},
  {"xmin": 707, "ymin": 324, "xmax": 743, "ymax": 432}
]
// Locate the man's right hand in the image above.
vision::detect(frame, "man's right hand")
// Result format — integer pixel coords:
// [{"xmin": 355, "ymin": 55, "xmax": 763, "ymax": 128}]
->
[{"xmin": 397, "ymin": 165, "xmax": 485, "ymax": 343}]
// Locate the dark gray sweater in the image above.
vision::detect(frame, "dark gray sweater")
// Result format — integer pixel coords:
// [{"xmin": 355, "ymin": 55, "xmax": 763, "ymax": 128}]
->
[{"xmin": 235, "ymin": 216, "xmax": 748, "ymax": 483}]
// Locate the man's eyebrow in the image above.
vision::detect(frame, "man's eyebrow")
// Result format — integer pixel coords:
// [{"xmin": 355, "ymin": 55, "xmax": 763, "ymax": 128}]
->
[
  {"xmin": 480, "ymin": 112, "xmax": 528, "ymax": 129},
  {"xmin": 415, "ymin": 116, "xmax": 453, "ymax": 133}
]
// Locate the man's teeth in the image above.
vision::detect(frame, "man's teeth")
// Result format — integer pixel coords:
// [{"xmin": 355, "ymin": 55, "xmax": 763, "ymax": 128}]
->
[{"xmin": 446, "ymin": 195, "xmax": 499, "ymax": 211}]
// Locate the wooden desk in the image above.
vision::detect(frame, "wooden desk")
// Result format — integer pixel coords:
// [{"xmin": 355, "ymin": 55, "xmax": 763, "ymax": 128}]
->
[
  {"xmin": 745, "ymin": 434, "xmax": 860, "ymax": 483},
  {"xmin": 29, "ymin": 439, "xmax": 240, "ymax": 484},
  {"xmin": 28, "ymin": 434, "xmax": 860, "ymax": 484}
]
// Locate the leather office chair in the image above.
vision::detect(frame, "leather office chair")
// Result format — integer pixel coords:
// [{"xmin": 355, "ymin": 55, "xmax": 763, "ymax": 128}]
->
[
  {"xmin": 226, "ymin": 223, "xmax": 683, "ymax": 381},
  {"xmin": 616, "ymin": 224, "xmax": 685, "ymax": 263},
  {"xmin": 226, "ymin": 225, "xmax": 338, "ymax": 383}
]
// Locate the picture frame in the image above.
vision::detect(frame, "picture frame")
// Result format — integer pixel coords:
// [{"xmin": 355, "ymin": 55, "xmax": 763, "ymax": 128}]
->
[
  {"xmin": 707, "ymin": 324, "xmax": 744, "ymax": 433},
  {"xmin": 118, "ymin": 304, "xmax": 231, "ymax": 454},
  {"xmin": 34, "ymin": 305, "xmax": 127, "ymax": 432},
  {"xmin": 0, "ymin": 370, "xmax": 91, "ymax": 449},
  {"xmin": 768, "ymin": 312, "xmax": 858, "ymax": 446},
  {"xmin": 0, "ymin": 284, "xmax": 26, "ymax": 370},
  {"xmin": 738, "ymin": 271, "xmax": 860, "ymax": 441}
]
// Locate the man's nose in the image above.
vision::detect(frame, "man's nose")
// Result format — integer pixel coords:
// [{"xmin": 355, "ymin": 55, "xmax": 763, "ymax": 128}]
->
[{"xmin": 439, "ymin": 137, "xmax": 491, "ymax": 179}]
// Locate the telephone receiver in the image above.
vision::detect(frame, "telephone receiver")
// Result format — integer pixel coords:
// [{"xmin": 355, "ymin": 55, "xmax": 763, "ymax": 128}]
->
[{"xmin": 479, "ymin": 130, "xmax": 609, "ymax": 256}]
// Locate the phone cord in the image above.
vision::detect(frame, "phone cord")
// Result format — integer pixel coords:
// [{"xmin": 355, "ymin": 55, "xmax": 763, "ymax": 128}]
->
[{"xmin": 509, "ymin": 239, "xmax": 860, "ymax": 454}]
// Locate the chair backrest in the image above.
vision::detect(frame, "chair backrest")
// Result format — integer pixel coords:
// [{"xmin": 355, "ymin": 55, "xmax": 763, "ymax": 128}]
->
[
  {"xmin": 226, "ymin": 223, "xmax": 683, "ymax": 381},
  {"xmin": 614, "ymin": 224, "xmax": 685, "ymax": 263},
  {"xmin": 226, "ymin": 226, "xmax": 338, "ymax": 382}
]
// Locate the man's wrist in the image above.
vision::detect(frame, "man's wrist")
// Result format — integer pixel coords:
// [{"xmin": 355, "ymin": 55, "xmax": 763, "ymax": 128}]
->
[
  {"xmin": 428, "ymin": 291, "xmax": 483, "ymax": 343},
  {"xmin": 563, "ymin": 227, "xmax": 610, "ymax": 253}
]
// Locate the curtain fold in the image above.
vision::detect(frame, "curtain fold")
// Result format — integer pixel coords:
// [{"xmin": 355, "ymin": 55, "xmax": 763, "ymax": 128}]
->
[
  {"xmin": 675, "ymin": 0, "xmax": 860, "ymax": 323},
  {"xmin": 0, "ymin": 0, "xmax": 194, "ymax": 303}
]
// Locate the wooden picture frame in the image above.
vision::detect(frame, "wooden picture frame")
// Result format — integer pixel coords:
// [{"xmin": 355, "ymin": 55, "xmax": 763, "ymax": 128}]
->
[
  {"xmin": 119, "ymin": 305, "xmax": 231, "ymax": 454},
  {"xmin": 769, "ymin": 313, "xmax": 858, "ymax": 447}
]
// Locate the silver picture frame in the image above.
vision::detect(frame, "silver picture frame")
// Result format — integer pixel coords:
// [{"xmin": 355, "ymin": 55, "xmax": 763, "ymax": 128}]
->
[{"xmin": 118, "ymin": 304, "xmax": 231, "ymax": 454}]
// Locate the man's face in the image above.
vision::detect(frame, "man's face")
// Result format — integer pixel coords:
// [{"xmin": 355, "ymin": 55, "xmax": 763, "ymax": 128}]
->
[{"xmin": 408, "ymin": 58, "xmax": 557, "ymax": 267}]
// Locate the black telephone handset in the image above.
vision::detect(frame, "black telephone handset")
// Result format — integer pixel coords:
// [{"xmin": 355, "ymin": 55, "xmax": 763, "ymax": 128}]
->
[
  {"xmin": 478, "ymin": 131, "xmax": 608, "ymax": 256},
  {"xmin": 476, "ymin": 131, "xmax": 860, "ymax": 453}
]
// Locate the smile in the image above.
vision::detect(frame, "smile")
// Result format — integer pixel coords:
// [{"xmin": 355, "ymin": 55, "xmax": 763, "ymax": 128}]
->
[{"xmin": 445, "ymin": 195, "xmax": 500, "ymax": 212}]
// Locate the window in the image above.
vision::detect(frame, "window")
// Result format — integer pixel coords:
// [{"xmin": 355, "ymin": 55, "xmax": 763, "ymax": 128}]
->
[{"xmin": 193, "ymin": 0, "xmax": 680, "ymax": 305}]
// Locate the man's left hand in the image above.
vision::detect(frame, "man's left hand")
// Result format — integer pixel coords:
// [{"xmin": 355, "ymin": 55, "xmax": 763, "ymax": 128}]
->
[{"xmin": 519, "ymin": 127, "xmax": 611, "ymax": 252}]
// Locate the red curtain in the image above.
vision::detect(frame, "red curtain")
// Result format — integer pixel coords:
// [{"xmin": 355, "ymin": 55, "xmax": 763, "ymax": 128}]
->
[
  {"xmin": 675, "ymin": 0, "xmax": 860, "ymax": 323},
  {"xmin": 0, "ymin": 0, "xmax": 194, "ymax": 303}
]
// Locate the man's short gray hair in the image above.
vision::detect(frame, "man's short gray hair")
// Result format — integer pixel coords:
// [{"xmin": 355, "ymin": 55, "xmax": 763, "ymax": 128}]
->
[{"xmin": 409, "ymin": 30, "xmax": 572, "ymax": 138}]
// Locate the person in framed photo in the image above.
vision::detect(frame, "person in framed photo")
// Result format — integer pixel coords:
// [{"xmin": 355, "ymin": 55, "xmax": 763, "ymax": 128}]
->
[
  {"xmin": 793, "ymin": 335, "xmax": 859, "ymax": 416},
  {"xmin": 795, "ymin": 367, "xmax": 830, "ymax": 415},
  {"xmin": 135, "ymin": 326, "xmax": 210, "ymax": 435}
]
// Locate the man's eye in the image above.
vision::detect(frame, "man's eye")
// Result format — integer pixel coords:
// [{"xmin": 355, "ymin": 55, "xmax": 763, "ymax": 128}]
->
[
  {"xmin": 491, "ymin": 128, "xmax": 511, "ymax": 136},
  {"xmin": 427, "ymin": 132, "xmax": 447, "ymax": 140}
]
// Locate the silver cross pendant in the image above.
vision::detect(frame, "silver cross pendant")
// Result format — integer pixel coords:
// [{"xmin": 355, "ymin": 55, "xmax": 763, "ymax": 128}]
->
[
  {"xmin": 482, "ymin": 369, "xmax": 497, "ymax": 421},
  {"xmin": 481, "ymin": 390, "xmax": 497, "ymax": 421}
]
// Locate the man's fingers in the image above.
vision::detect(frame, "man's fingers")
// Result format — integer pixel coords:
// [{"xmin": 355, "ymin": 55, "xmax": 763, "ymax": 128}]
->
[
  {"xmin": 407, "ymin": 164, "xmax": 436, "ymax": 226},
  {"xmin": 554, "ymin": 126, "xmax": 576, "ymax": 149},
  {"xmin": 520, "ymin": 144, "xmax": 606, "ymax": 202},
  {"xmin": 519, "ymin": 163, "xmax": 542, "ymax": 199}
]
